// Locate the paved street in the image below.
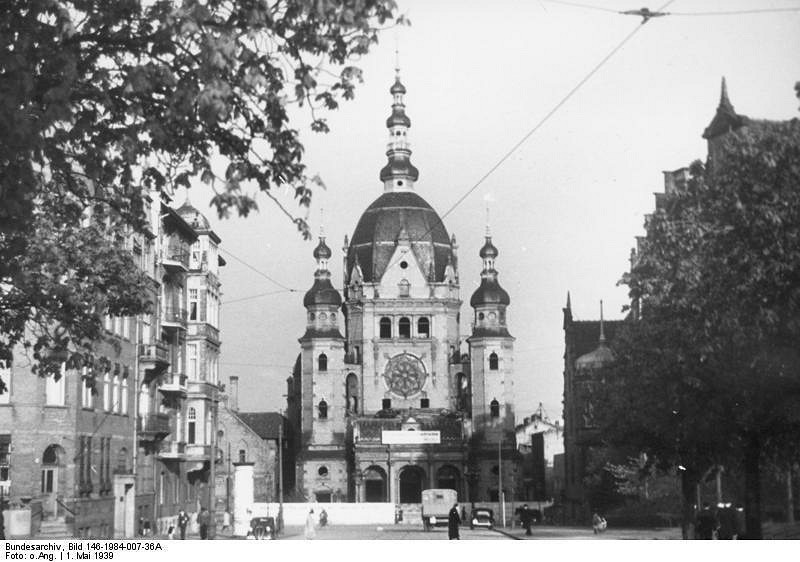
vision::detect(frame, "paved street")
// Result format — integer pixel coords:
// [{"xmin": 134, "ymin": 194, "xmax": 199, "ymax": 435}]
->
[
  {"xmin": 259, "ymin": 524, "xmax": 681, "ymax": 540},
  {"xmin": 277, "ymin": 525, "xmax": 510, "ymax": 540}
]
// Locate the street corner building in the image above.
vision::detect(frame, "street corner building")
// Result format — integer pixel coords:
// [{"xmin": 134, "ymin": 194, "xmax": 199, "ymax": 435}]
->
[
  {"xmin": 283, "ymin": 72, "xmax": 523, "ymax": 517},
  {"xmin": 0, "ymin": 191, "xmax": 225, "ymax": 539}
]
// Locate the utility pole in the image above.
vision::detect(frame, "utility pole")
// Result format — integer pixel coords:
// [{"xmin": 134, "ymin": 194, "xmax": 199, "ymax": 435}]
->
[
  {"xmin": 278, "ymin": 412, "xmax": 284, "ymax": 534},
  {"xmin": 498, "ymin": 438, "xmax": 505, "ymax": 528}
]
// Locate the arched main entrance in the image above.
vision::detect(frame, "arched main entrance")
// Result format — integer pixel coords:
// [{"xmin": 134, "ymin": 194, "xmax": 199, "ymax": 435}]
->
[
  {"xmin": 436, "ymin": 465, "xmax": 461, "ymax": 495},
  {"xmin": 363, "ymin": 465, "xmax": 387, "ymax": 503},
  {"xmin": 399, "ymin": 465, "xmax": 426, "ymax": 504}
]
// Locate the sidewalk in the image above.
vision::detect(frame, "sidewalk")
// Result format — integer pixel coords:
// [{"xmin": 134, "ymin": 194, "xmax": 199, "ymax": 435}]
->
[{"xmin": 495, "ymin": 525, "xmax": 682, "ymax": 540}]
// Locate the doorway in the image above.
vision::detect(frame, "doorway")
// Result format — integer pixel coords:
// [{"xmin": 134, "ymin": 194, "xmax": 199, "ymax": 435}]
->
[{"xmin": 399, "ymin": 465, "xmax": 425, "ymax": 503}]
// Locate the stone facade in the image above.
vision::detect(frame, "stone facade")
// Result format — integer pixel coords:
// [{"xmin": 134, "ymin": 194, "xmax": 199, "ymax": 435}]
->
[
  {"xmin": 286, "ymin": 73, "xmax": 521, "ymax": 508},
  {"xmin": 0, "ymin": 190, "xmax": 224, "ymax": 538}
]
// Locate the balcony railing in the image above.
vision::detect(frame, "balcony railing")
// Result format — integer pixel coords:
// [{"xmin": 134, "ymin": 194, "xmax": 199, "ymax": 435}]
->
[
  {"xmin": 158, "ymin": 373, "xmax": 187, "ymax": 395},
  {"xmin": 189, "ymin": 323, "xmax": 219, "ymax": 343},
  {"xmin": 158, "ymin": 440, "xmax": 186, "ymax": 459},
  {"xmin": 161, "ymin": 242, "xmax": 190, "ymax": 270},
  {"xmin": 162, "ymin": 306, "xmax": 188, "ymax": 327},
  {"xmin": 185, "ymin": 443, "xmax": 212, "ymax": 460},
  {"xmin": 137, "ymin": 413, "xmax": 171, "ymax": 436},
  {"xmin": 139, "ymin": 342, "xmax": 169, "ymax": 364}
]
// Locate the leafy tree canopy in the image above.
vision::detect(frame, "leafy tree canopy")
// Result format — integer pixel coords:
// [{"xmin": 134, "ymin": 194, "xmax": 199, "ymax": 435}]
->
[
  {"xmin": 0, "ymin": 0, "xmax": 403, "ymax": 384},
  {"xmin": 599, "ymin": 106, "xmax": 800, "ymax": 536}
]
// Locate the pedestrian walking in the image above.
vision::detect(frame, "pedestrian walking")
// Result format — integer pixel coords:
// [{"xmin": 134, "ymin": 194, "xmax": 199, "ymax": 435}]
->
[
  {"xmin": 448, "ymin": 502, "xmax": 461, "ymax": 540},
  {"xmin": 305, "ymin": 509, "xmax": 317, "ymax": 540},
  {"xmin": 520, "ymin": 504, "xmax": 533, "ymax": 536},
  {"xmin": 591, "ymin": 511, "xmax": 606, "ymax": 534},
  {"xmin": 177, "ymin": 509, "xmax": 190, "ymax": 540},
  {"xmin": 198, "ymin": 507, "xmax": 211, "ymax": 540}
]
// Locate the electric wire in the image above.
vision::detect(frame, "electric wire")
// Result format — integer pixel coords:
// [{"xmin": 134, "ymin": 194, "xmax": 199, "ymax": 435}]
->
[
  {"xmin": 219, "ymin": 247, "xmax": 299, "ymax": 293},
  {"xmin": 380, "ymin": 0, "xmax": 677, "ymax": 277}
]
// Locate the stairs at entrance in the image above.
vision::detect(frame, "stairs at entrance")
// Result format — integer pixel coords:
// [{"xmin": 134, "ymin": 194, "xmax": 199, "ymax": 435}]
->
[
  {"xmin": 397, "ymin": 504, "xmax": 422, "ymax": 526},
  {"xmin": 38, "ymin": 517, "xmax": 73, "ymax": 539}
]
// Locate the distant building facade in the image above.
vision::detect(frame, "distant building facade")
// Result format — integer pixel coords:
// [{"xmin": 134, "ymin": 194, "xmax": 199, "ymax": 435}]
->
[
  {"xmin": 216, "ymin": 377, "xmax": 287, "ymax": 511},
  {"xmin": 515, "ymin": 407, "xmax": 564, "ymax": 502}
]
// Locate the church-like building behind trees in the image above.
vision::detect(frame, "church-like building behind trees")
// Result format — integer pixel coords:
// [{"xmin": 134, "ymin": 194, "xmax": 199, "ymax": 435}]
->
[{"xmin": 285, "ymin": 71, "xmax": 520, "ymax": 508}]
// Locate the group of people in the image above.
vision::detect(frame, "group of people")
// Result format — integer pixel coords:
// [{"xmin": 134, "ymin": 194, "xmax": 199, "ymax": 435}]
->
[
  {"xmin": 164, "ymin": 508, "xmax": 212, "ymax": 540},
  {"xmin": 304, "ymin": 508, "xmax": 328, "ymax": 539},
  {"xmin": 696, "ymin": 502, "xmax": 743, "ymax": 540}
]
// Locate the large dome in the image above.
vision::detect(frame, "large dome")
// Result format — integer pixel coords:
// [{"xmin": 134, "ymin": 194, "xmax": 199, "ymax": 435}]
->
[{"xmin": 348, "ymin": 192, "xmax": 452, "ymax": 283}]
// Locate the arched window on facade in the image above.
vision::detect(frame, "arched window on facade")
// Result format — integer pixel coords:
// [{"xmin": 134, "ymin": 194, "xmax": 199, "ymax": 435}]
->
[
  {"xmin": 346, "ymin": 374, "xmax": 359, "ymax": 413},
  {"xmin": 417, "ymin": 317, "xmax": 430, "ymax": 338},
  {"xmin": 318, "ymin": 400, "xmax": 328, "ymax": 419},
  {"xmin": 187, "ymin": 408, "xmax": 197, "ymax": 444},
  {"xmin": 379, "ymin": 317, "xmax": 392, "ymax": 339},
  {"xmin": 318, "ymin": 353, "xmax": 328, "ymax": 372},
  {"xmin": 489, "ymin": 352, "xmax": 499, "ymax": 371},
  {"xmin": 490, "ymin": 399, "xmax": 500, "ymax": 418},
  {"xmin": 239, "ymin": 449, "xmax": 246, "ymax": 463},
  {"xmin": 398, "ymin": 317, "xmax": 411, "ymax": 339}
]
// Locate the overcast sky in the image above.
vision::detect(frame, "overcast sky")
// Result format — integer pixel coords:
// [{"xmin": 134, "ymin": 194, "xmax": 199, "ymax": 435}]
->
[{"xmin": 182, "ymin": 0, "xmax": 800, "ymax": 421}]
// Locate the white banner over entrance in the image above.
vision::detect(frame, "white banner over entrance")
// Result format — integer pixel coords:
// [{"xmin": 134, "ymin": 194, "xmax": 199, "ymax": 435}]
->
[{"xmin": 381, "ymin": 430, "xmax": 441, "ymax": 444}]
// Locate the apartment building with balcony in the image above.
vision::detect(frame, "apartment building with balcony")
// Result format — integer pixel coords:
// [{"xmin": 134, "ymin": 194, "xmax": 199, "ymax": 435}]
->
[{"xmin": 0, "ymin": 190, "xmax": 224, "ymax": 539}]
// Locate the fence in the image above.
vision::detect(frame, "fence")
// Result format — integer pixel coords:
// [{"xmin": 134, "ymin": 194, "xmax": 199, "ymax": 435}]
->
[{"xmin": 250, "ymin": 502, "xmax": 396, "ymax": 526}]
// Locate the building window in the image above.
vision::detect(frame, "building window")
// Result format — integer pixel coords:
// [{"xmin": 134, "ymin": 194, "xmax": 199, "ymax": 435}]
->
[
  {"xmin": 121, "ymin": 374, "xmax": 129, "ymax": 415},
  {"xmin": 379, "ymin": 317, "xmax": 392, "ymax": 339},
  {"xmin": 45, "ymin": 363, "xmax": 66, "ymax": 406},
  {"xmin": 188, "ymin": 408, "xmax": 196, "ymax": 444},
  {"xmin": 238, "ymin": 449, "xmax": 246, "ymax": 463},
  {"xmin": 318, "ymin": 353, "xmax": 328, "ymax": 372},
  {"xmin": 81, "ymin": 367, "xmax": 93, "ymax": 409},
  {"xmin": 0, "ymin": 435, "xmax": 10, "ymax": 488},
  {"xmin": 489, "ymin": 352, "xmax": 499, "ymax": 371},
  {"xmin": 490, "ymin": 399, "xmax": 500, "ymax": 418},
  {"xmin": 398, "ymin": 317, "xmax": 411, "ymax": 338},
  {"xmin": 398, "ymin": 279, "xmax": 410, "ymax": 297},
  {"xmin": 187, "ymin": 344, "xmax": 198, "ymax": 380},
  {"xmin": 0, "ymin": 360, "xmax": 9, "ymax": 405},
  {"xmin": 159, "ymin": 472, "xmax": 165, "ymax": 505},
  {"xmin": 420, "ymin": 398, "xmax": 430, "ymax": 408},
  {"xmin": 188, "ymin": 288, "xmax": 198, "ymax": 321},
  {"xmin": 122, "ymin": 317, "xmax": 130, "ymax": 339},
  {"xmin": 102, "ymin": 371, "xmax": 111, "ymax": 411},
  {"xmin": 382, "ymin": 398, "xmax": 391, "ymax": 410},
  {"xmin": 112, "ymin": 373, "xmax": 121, "ymax": 413},
  {"xmin": 138, "ymin": 383, "xmax": 149, "ymax": 417},
  {"xmin": 417, "ymin": 317, "xmax": 430, "ymax": 338},
  {"xmin": 318, "ymin": 400, "xmax": 328, "ymax": 419},
  {"xmin": 318, "ymin": 466, "xmax": 329, "ymax": 477}
]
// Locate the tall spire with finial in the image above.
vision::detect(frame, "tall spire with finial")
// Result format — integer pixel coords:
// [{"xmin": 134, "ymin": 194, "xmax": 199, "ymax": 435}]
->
[{"xmin": 379, "ymin": 55, "xmax": 419, "ymax": 192}]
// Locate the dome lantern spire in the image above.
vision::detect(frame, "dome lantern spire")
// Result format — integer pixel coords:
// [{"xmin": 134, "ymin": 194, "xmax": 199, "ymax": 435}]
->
[{"xmin": 380, "ymin": 63, "xmax": 419, "ymax": 192}]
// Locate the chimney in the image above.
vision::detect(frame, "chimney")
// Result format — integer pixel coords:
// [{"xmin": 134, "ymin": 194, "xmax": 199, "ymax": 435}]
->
[{"xmin": 229, "ymin": 376, "xmax": 239, "ymax": 412}]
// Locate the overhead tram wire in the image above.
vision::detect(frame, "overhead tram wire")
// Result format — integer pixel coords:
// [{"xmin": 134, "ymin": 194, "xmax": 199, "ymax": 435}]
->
[
  {"xmin": 219, "ymin": 246, "xmax": 300, "ymax": 295},
  {"xmin": 540, "ymin": 0, "xmax": 800, "ymax": 17},
  {"xmin": 381, "ymin": 0, "xmax": 676, "ymax": 276}
]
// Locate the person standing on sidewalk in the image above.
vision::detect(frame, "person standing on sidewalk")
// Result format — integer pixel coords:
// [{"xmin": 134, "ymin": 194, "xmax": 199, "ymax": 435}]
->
[
  {"xmin": 520, "ymin": 504, "xmax": 533, "ymax": 536},
  {"xmin": 177, "ymin": 509, "xmax": 190, "ymax": 540},
  {"xmin": 448, "ymin": 502, "xmax": 461, "ymax": 540},
  {"xmin": 198, "ymin": 507, "xmax": 211, "ymax": 540},
  {"xmin": 305, "ymin": 509, "xmax": 317, "ymax": 539}
]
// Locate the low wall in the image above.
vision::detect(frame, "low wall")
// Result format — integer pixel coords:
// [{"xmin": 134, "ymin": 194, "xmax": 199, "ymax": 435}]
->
[{"xmin": 250, "ymin": 502, "xmax": 396, "ymax": 526}]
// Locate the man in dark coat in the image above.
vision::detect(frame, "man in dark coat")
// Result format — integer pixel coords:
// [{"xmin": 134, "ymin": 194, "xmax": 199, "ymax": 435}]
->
[
  {"xmin": 177, "ymin": 509, "xmax": 190, "ymax": 540},
  {"xmin": 198, "ymin": 507, "xmax": 211, "ymax": 540},
  {"xmin": 448, "ymin": 502, "xmax": 461, "ymax": 540}
]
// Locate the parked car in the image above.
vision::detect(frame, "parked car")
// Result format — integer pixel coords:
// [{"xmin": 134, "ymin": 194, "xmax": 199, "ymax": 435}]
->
[
  {"xmin": 247, "ymin": 516, "xmax": 276, "ymax": 540},
  {"xmin": 470, "ymin": 508, "xmax": 495, "ymax": 530}
]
